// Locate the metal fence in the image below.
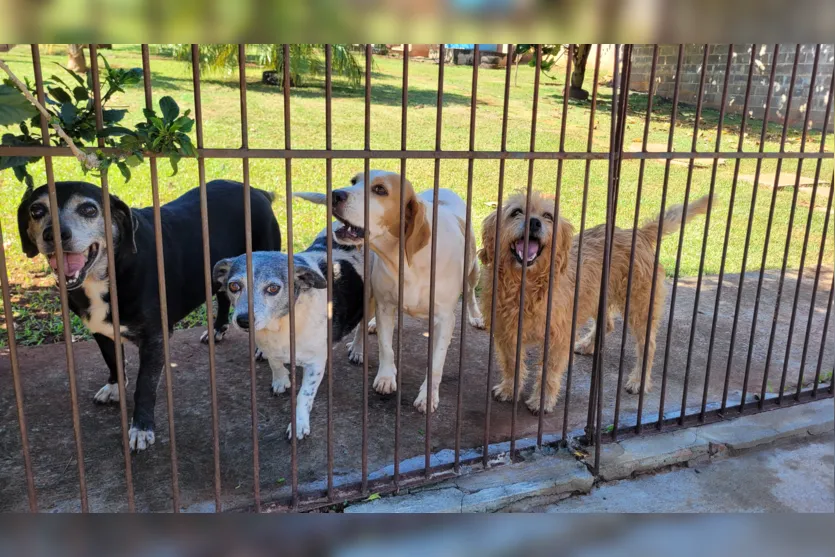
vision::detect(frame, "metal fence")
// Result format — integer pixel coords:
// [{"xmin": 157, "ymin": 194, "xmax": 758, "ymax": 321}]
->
[{"xmin": 0, "ymin": 44, "xmax": 833, "ymax": 512}]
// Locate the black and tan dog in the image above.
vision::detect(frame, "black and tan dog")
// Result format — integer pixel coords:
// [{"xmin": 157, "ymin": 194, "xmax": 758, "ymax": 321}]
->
[{"xmin": 17, "ymin": 180, "xmax": 282, "ymax": 451}]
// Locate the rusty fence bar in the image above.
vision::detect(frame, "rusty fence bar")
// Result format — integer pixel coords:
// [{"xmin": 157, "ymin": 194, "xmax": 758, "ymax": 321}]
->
[
  {"xmin": 1, "ymin": 44, "xmax": 833, "ymax": 513},
  {"xmin": 140, "ymin": 44, "xmax": 181, "ymax": 512},
  {"xmin": 482, "ymin": 44, "xmax": 514, "ymax": 466},
  {"xmin": 31, "ymin": 44, "xmax": 89, "ymax": 512},
  {"xmin": 190, "ymin": 44, "xmax": 224, "ymax": 512}
]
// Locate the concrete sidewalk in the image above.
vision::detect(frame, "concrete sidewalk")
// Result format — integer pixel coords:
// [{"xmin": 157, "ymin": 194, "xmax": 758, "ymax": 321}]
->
[{"xmin": 538, "ymin": 433, "xmax": 834, "ymax": 512}]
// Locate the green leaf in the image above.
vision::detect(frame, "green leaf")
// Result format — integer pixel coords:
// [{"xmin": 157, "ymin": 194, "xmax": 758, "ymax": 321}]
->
[
  {"xmin": 142, "ymin": 108, "xmax": 157, "ymax": 119},
  {"xmin": 168, "ymin": 153, "xmax": 180, "ymax": 176},
  {"xmin": 364, "ymin": 493, "xmax": 381, "ymax": 502},
  {"xmin": 149, "ymin": 116, "xmax": 165, "ymax": 130},
  {"xmin": 47, "ymin": 87, "xmax": 72, "ymax": 104},
  {"xmin": 72, "ymin": 86, "xmax": 89, "ymax": 102},
  {"xmin": 0, "ymin": 84, "xmax": 38, "ymax": 126},
  {"xmin": 125, "ymin": 153, "xmax": 143, "ymax": 167},
  {"xmin": 117, "ymin": 161, "xmax": 131, "ymax": 182},
  {"xmin": 97, "ymin": 125, "xmax": 136, "ymax": 137},
  {"xmin": 57, "ymin": 64, "xmax": 86, "ymax": 86},
  {"xmin": 102, "ymin": 109, "xmax": 127, "ymax": 124},
  {"xmin": 60, "ymin": 103, "xmax": 78, "ymax": 126},
  {"xmin": 159, "ymin": 96, "xmax": 179, "ymax": 123}
]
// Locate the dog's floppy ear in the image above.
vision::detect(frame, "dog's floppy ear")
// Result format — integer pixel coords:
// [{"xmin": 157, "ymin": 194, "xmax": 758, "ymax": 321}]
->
[
  {"xmin": 553, "ymin": 216, "xmax": 574, "ymax": 275},
  {"xmin": 110, "ymin": 194, "xmax": 138, "ymax": 254},
  {"xmin": 213, "ymin": 258, "xmax": 234, "ymax": 290},
  {"xmin": 478, "ymin": 209, "xmax": 498, "ymax": 266},
  {"xmin": 16, "ymin": 191, "xmax": 40, "ymax": 258},
  {"xmin": 295, "ymin": 263, "xmax": 327, "ymax": 290},
  {"xmin": 404, "ymin": 189, "xmax": 430, "ymax": 266}
]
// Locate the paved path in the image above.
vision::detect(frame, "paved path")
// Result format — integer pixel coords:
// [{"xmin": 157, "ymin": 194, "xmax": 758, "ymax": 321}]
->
[{"xmin": 538, "ymin": 434, "xmax": 834, "ymax": 512}]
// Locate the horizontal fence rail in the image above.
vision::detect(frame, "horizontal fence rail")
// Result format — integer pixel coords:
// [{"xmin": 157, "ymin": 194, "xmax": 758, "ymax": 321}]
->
[{"xmin": 0, "ymin": 43, "xmax": 832, "ymax": 512}]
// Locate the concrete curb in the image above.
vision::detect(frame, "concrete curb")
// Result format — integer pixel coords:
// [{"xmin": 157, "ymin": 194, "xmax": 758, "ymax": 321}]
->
[{"xmin": 344, "ymin": 398, "xmax": 833, "ymax": 513}]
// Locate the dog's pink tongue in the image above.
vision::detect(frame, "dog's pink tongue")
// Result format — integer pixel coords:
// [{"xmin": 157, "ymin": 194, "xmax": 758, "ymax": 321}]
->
[
  {"xmin": 515, "ymin": 240, "xmax": 539, "ymax": 261},
  {"xmin": 49, "ymin": 253, "xmax": 86, "ymax": 275}
]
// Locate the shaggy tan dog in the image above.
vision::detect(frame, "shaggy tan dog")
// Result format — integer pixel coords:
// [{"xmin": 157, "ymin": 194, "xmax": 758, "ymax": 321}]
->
[{"xmin": 478, "ymin": 191, "xmax": 711, "ymax": 414}]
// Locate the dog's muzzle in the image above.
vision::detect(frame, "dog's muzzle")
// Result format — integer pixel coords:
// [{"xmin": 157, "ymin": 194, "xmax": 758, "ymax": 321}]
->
[
  {"xmin": 47, "ymin": 242, "xmax": 100, "ymax": 289},
  {"xmin": 511, "ymin": 235, "xmax": 544, "ymax": 267}
]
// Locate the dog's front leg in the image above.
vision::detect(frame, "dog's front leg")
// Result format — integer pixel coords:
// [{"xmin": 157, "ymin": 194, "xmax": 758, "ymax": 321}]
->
[
  {"xmin": 92, "ymin": 333, "xmax": 127, "ymax": 404},
  {"xmin": 492, "ymin": 335, "xmax": 527, "ymax": 402},
  {"xmin": 130, "ymin": 335, "xmax": 164, "ymax": 452},
  {"xmin": 414, "ymin": 310, "xmax": 456, "ymax": 414},
  {"xmin": 372, "ymin": 303, "xmax": 397, "ymax": 394},
  {"xmin": 201, "ymin": 290, "xmax": 231, "ymax": 344},
  {"xmin": 286, "ymin": 359, "xmax": 325, "ymax": 440},
  {"xmin": 268, "ymin": 357, "xmax": 291, "ymax": 395}
]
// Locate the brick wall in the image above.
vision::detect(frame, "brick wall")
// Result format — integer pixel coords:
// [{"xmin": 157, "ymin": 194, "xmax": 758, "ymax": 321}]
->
[{"xmin": 629, "ymin": 44, "xmax": 834, "ymax": 132}]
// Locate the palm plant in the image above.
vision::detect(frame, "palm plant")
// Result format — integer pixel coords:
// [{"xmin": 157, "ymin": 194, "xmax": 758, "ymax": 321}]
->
[{"xmin": 166, "ymin": 44, "xmax": 364, "ymax": 88}]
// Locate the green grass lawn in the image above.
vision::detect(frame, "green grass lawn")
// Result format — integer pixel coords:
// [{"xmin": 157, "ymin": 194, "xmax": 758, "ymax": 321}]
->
[{"xmin": 1, "ymin": 45, "xmax": 833, "ymax": 346}]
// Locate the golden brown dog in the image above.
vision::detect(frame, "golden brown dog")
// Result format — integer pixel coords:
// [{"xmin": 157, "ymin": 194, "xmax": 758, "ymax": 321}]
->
[{"xmin": 478, "ymin": 190, "xmax": 711, "ymax": 414}]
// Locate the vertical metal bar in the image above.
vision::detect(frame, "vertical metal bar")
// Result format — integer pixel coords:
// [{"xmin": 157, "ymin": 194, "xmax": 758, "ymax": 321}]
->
[
  {"xmin": 90, "ymin": 43, "xmax": 135, "ymax": 511},
  {"xmin": 425, "ymin": 43, "xmax": 445, "ymax": 477},
  {"xmin": 455, "ymin": 45, "xmax": 479, "ymax": 471},
  {"xmin": 324, "ymin": 45, "xmax": 335, "ymax": 501},
  {"xmin": 777, "ymin": 46, "xmax": 826, "ymax": 402},
  {"xmin": 814, "ymin": 271, "xmax": 835, "ymax": 395},
  {"xmin": 562, "ymin": 45, "xmax": 603, "ymax": 443},
  {"xmin": 726, "ymin": 45, "xmax": 782, "ymax": 412},
  {"xmin": 612, "ymin": 45, "xmax": 659, "ymax": 439},
  {"xmin": 636, "ymin": 44, "xmax": 685, "ymax": 434},
  {"xmin": 361, "ymin": 43, "xmax": 371, "ymax": 494},
  {"xmin": 0, "ymin": 228, "xmax": 37, "ymax": 511},
  {"xmin": 238, "ymin": 43, "xmax": 261, "ymax": 512},
  {"xmin": 482, "ymin": 44, "xmax": 513, "ymax": 466},
  {"xmin": 140, "ymin": 43, "xmax": 180, "ymax": 511},
  {"xmin": 592, "ymin": 44, "xmax": 623, "ymax": 474},
  {"xmin": 537, "ymin": 45, "xmax": 573, "ymax": 446},
  {"xmin": 394, "ymin": 44, "xmax": 409, "ymax": 489},
  {"xmin": 709, "ymin": 45, "xmax": 758, "ymax": 416},
  {"xmin": 687, "ymin": 45, "xmax": 733, "ymax": 423},
  {"xmin": 662, "ymin": 44, "xmax": 709, "ymax": 425},
  {"xmin": 190, "ymin": 43, "xmax": 223, "ymax": 511},
  {"xmin": 32, "ymin": 44, "xmax": 89, "ymax": 513},
  {"xmin": 281, "ymin": 43, "xmax": 299, "ymax": 509},
  {"xmin": 509, "ymin": 45, "xmax": 541, "ymax": 460},
  {"xmin": 750, "ymin": 45, "xmax": 801, "ymax": 410}
]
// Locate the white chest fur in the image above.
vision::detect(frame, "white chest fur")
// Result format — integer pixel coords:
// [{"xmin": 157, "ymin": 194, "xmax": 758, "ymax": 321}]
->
[{"xmin": 81, "ymin": 277, "xmax": 128, "ymax": 340}]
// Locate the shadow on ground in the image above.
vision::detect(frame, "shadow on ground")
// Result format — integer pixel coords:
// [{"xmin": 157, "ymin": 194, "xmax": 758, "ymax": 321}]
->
[{"xmin": 0, "ymin": 267, "xmax": 832, "ymax": 511}]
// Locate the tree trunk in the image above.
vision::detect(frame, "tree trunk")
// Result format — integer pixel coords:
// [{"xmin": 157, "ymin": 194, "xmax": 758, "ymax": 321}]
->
[
  {"xmin": 569, "ymin": 44, "xmax": 592, "ymax": 100},
  {"xmin": 67, "ymin": 44, "xmax": 87, "ymax": 73}
]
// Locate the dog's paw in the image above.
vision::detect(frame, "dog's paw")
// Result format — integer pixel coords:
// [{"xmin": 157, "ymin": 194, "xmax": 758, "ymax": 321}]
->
[
  {"xmin": 367, "ymin": 318, "xmax": 377, "ymax": 335},
  {"xmin": 255, "ymin": 348, "xmax": 266, "ymax": 362},
  {"xmin": 373, "ymin": 373, "xmax": 397, "ymax": 395},
  {"xmin": 347, "ymin": 341, "xmax": 363, "ymax": 365},
  {"xmin": 525, "ymin": 393, "xmax": 556, "ymax": 415},
  {"xmin": 286, "ymin": 416, "xmax": 311, "ymax": 440},
  {"xmin": 93, "ymin": 382, "xmax": 120, "ymax": 404},
  {"xmin": 468, "ymin": 315, "xmax": 486, "ymax": 329},
  {"xmin": 573, "ymin": 340, "xmax": 595, "ymax": 355},
  {"xmin": 625, "ymin": 375, "xmax": 651, "ymax": 395},
  {"xmin": 492, "ymin": 380, "xmax": 516, "ymax": 402},
  {"xmin": 414, "ymin": 387, "xmax": 439, "ymax": 414},
  {"xmin": 129, "ymin": 425, "xmax": 156, "ymax": 452},
  {"xmin": 201, "ymin": 324, "xmax": 228, "ymax": 344},
  {"xmin": 271, "ymin": 375, "xmax": 292, "ymax": 396}
]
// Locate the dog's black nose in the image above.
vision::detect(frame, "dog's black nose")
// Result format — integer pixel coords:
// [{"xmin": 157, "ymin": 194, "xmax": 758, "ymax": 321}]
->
[
  {"xmin": 332, "ymin": 190, "xmax": 347, "ymax": 206},
  {"xmin": 236, "ymin": 314, "xmax": 250, "ymax": 329},
  {"xmin": 43, "ymin": 226, "xmax": 72, "ymax": 244},
  {"xmin": 529, "ymin": 218, "xmax": 542, "ymax": 233}
]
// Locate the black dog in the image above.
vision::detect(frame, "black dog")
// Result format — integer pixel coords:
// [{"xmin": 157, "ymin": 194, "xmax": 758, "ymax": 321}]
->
[{"xmin": 18, "ymin": 180, "xmax": 282, "ymax": 451}]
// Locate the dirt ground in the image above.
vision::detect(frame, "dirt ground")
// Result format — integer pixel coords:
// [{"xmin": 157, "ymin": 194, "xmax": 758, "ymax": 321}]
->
[{"xmin": 1, "ymin": 267, "xmax": 833, "ymax": 512}]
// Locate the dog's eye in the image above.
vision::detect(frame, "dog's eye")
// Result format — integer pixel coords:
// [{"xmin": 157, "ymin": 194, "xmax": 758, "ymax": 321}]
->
[
  {"xmin": 29, "ymin": 203, "xmax": 47, "ymax": 220},
  {"xmin": 372, "ymin": 184, "xmax": 388, "ymax": 196},
  {"xmin": 543, "ymin": 212, "xmax": 554, "ymax": 222},
  {"xmin": 228, "ymin": 281, "xmax": 242, "ymax": 293},
  {"xmin": 350, "ymin": 176, "xmax": 358, "ymax": 185},
  {"xmin": 509, "ymin": 208, "xmax": 523, "ymax": 218},
  {"xmin": 266, "ymin": 283, "xmax": 280, "ymax": 296},
  {"xmin": 78, "ymin": 203, "xmax": 98, "ymax": 218}
]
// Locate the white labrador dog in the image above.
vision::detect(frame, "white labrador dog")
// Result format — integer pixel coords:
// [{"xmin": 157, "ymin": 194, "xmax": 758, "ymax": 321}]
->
[{"xmin": 301, "ymin": 170, "xmax": 485, "ymax": 413}]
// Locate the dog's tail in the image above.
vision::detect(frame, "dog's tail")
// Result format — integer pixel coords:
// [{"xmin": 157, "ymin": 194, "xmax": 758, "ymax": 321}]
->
[
  {"xmin": 255, "ymin": 188, "xmax": 277, "ymax": 204},
  {"xmin": 294, "ymin": 192, "xmax": 328, "ymax": 205},
  {"xmin": 639, "ymin": 194, "xmax": 712, "ymax": 245}
]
